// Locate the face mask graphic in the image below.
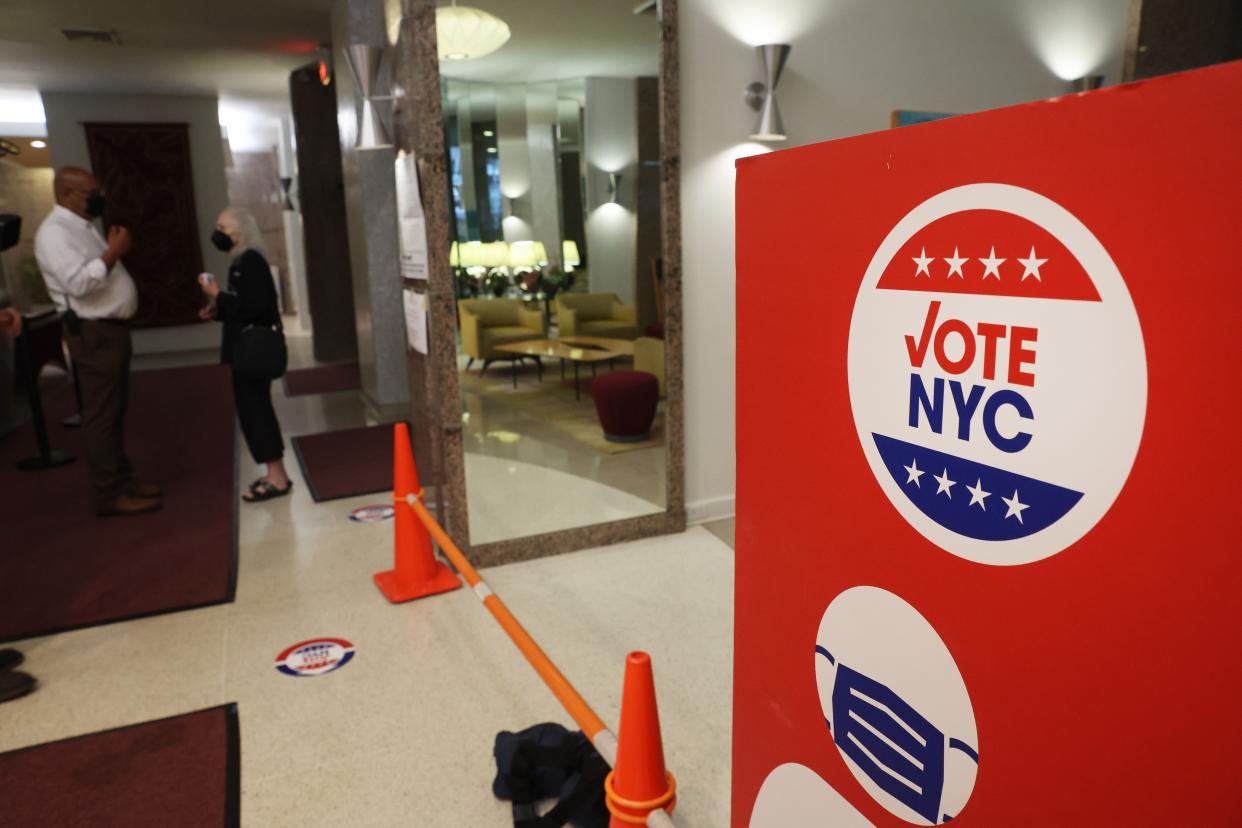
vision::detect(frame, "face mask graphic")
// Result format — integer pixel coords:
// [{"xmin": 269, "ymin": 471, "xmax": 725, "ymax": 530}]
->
[{"xmin": 817, "ymin": 646, "xmax": 978, "ymax": 824}]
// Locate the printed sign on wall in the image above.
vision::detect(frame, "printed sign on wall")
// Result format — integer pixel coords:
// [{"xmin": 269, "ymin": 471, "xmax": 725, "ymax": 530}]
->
[{"xmin": 734, "ymin": 61, "xmax": 1242, "ymax": 826}]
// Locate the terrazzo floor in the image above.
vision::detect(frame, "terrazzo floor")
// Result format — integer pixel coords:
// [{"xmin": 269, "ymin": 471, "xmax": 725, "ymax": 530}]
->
[{"xmin": 0, "ymin": 329, "xmax": 736, "ymax": 826}]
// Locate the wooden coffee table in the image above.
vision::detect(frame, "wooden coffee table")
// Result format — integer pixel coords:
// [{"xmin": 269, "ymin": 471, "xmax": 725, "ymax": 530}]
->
[{"xmin": 494, "ymin": 336, "xmax": 635, "ymax": 399}]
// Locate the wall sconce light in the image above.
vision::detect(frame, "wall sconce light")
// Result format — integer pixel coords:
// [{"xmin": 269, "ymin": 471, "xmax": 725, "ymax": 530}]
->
[
  {"xmin": 744, "ymin": 44, "xmax": 791, "ymax": 142},
  {"xmin": 343, "ymin": 43, "xmax": 403, "ymax": 149},
  {"xmin": 280, "ymin": 176, "xmax": 296, "ymax": 212},
  {"xmin": 1070, "ymin": 74, "xmax": 1105, "ymax": 93},
  {"xmin": 607, "ymin": 172, "xmax": 622, "ymax": 204}
]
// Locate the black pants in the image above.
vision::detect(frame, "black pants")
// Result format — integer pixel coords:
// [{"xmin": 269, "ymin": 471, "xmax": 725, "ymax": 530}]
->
[
  {"xmin": 231, "ymin": 369, "xmax": 284, "ymax": 464},
  {"xmin": 63, "ymin": 320, "xmax": 134, "ymax": 505}
]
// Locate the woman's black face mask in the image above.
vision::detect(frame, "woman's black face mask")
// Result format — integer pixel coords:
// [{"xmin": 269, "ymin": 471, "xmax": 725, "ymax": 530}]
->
[{"xmin": 210, "ymin": 229, "xmax": 234, "ymax": 252}]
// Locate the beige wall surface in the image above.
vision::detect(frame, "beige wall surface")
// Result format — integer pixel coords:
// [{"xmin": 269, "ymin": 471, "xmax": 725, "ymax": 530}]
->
[{"xmin": 0, "ymin": 161, "xmax": 53, "ymax": 307}]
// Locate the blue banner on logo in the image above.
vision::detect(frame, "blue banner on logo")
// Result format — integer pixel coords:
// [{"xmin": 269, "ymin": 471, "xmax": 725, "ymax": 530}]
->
[{"xmin": 872, "ymin": 433, "xmax": 1082, "ymax": 541}]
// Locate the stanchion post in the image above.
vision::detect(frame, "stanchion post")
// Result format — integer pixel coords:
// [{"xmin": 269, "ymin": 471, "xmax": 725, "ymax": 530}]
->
[{"xmin": 15, "ymin": 314, "xmax": 74, "ymax": 471}]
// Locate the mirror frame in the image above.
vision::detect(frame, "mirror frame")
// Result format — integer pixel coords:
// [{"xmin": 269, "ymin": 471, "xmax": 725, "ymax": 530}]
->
[{"xmin": 395, "ymin": 0, "xmax": 684, "ymax": 567}]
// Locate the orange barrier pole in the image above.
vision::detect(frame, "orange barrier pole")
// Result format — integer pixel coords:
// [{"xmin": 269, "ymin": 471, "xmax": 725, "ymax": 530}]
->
[
  {"xmin": 407, "ymin": 493, "xmax": 607, "ymax": 738},
  {"xmin": 401, "ymin": 489, "xmax": 678, "ymax": 828}
]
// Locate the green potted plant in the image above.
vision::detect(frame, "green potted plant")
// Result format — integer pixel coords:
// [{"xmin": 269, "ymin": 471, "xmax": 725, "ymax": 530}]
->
[
  {"xmin": 483, "ymin": 268, "xmax": 510, "ymax": 298},
  {"xmin": 538, "ymin": 265, "xmax": 574, "ymax": 302}
]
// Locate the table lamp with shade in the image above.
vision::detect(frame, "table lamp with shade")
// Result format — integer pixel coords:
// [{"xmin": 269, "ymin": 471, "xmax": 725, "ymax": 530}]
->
[
  {"xmin": 508, "ymin": 240, "xmax": 547, "ymax": 272},
  {"xmin": 562, "ymin": 240, "xmax": 581, "ymax": 271}
]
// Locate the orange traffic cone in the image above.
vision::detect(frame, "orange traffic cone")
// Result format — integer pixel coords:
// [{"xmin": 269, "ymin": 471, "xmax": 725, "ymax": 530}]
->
[
  {"xmin": 373, "ymin": 423, "xmax": 462, "ymax": 603},
  {"xmin": 605, "ymin": 651, "xmax": 676, "ymax": 826}
]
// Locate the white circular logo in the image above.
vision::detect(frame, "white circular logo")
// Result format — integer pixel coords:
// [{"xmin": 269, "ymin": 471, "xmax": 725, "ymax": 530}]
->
[
  {"xmin": 816, "ymin": 587, "xmax": 977, "ymax": 825},
  {"xmin": 275, "ymin": 638, "xmax": 356, "ymax": 677},
  {"xmin": 847, "ymin": 184, "xmax": 1146, "ymax": 565}
]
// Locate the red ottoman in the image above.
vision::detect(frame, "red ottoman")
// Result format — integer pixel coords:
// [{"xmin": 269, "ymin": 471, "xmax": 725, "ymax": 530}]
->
[{"xmin": 592, "ymin": 370, "xmax": 659, "ymax": 442}]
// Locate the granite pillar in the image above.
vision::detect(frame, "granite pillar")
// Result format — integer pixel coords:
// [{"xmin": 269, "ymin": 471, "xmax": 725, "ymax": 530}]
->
[{"xmin": 333, "ymin": 0, "xmax": 410, "ymax": 414}]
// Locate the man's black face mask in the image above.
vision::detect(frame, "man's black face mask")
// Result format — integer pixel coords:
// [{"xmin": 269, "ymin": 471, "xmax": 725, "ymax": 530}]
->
[{"xmin": 85, "ymin": 190, "xmax": 106, "ymax": 218}]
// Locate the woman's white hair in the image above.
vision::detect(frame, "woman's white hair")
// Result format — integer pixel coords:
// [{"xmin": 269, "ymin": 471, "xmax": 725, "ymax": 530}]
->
[{"xmin": 221, "ymin": 206, "xmax": 266, "ymax": 256}]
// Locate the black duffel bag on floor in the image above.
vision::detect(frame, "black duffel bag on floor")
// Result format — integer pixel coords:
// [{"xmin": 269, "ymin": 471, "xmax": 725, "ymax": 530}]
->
[{"xmin": 492, "ymin": 722, "xmax": 609, "ymax": 828}]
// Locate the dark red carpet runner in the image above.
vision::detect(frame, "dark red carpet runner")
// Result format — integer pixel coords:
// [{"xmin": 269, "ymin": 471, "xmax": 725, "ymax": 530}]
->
[
  {"xmin": 0, "ymin": 365, "xmax": 237, "ymax": 642},
  {"xmin": 0, "ymin": 704, "xmax": 239, "ymax": 827},
  {"xmin": 282, "ymin": 361, "xmax": 361, "ymax": 397},
  {"xmin": 291, "ymin": 423, "xmax": 412, "ymax": 502}
]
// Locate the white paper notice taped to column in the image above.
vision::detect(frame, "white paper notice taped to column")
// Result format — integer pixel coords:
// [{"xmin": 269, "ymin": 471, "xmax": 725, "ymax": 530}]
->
[
  {"xmin": 395, "ymin": 150, "xmax": 429, "ymax": 280},
  {"xmin": 403, "ymin": 289, "xmax": 429, "ymax": 354}
]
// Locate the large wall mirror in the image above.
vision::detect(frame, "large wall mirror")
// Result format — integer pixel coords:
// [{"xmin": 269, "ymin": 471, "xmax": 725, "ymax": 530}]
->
[{"xmin": 404, "ymin": 0, "xmax": 683, "ymax": 563}]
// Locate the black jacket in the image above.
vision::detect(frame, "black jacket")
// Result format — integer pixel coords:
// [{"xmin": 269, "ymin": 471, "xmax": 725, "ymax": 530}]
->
[{"xmin": 216, "ymin": 248, "xmax": 279, "ymax": 365}]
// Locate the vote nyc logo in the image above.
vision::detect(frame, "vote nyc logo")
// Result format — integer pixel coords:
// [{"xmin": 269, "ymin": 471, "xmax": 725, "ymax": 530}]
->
[{"xmin": 848, "ymin": 184, "xmax": 1146, "ymax": 566}]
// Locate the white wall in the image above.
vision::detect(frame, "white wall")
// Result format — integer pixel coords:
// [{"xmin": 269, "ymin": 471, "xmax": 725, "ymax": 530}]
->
[
  {"xmin": 680, "ymin": 0, "xmax": 1131, "ymax": 522},
  {"xmin": 41, "ymin": 91, "xmax": 231, "ymax": 352},
  {"xmin": 525, "ymin": 82, "xmax": 563, "ymax": 256},
  {"xmin": 584, "ymin": 76, "xmax": 638, "ymax": 302},
  {"xmin": 497, "ymin": 83, "xmax": 535, "ymax": 240}
]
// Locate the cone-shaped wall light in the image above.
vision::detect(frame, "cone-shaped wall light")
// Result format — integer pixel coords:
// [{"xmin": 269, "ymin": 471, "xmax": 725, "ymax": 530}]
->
[
  {"xmin": 344, "ymin": 43, "xmax": 391, "ymax": 148},
  {"xmin": 744, "ymin": 44, "xmax": 791, "ymax": 142}
]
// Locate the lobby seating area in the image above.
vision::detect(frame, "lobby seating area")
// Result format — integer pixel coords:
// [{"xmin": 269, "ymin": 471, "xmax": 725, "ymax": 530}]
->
[
  {"xmin": 458, "ymin": 297, "xmax": 546, "ymax": 374},
  {"xmin": 554, "ymin": 292, "xmax": 639, "ymax": 340}
]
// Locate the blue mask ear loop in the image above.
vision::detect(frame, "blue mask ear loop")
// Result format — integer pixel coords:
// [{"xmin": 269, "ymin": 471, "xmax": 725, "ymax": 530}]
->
[
  {"xmin": 815, "ymin": 646, "xmax": 836, "ymax": 729},
  {"xmin": 941, "ymin": 738, "xmax": 980, "ymax": 822}
]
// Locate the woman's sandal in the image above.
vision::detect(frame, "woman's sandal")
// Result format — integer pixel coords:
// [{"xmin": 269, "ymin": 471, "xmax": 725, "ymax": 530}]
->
[{"xmin": 243, "ymin": 479, "xmax": 293, "ymax": 502}]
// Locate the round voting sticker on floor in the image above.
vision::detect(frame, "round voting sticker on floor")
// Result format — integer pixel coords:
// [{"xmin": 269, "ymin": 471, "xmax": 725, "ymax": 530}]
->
[
  {"xmin": 275, "ymin": 638, "xmax": 355, "ymax": 677},
  {"xmin": 349, "ymin": 504, "xmax": 395, "ymax": 523},
  {"xmin": 815, "ymin": 587, "xmax": 977, "ymax": 825},
  {"xmin": 847, "ymin": 183, "xmax": 1146, "ymax": 565}
]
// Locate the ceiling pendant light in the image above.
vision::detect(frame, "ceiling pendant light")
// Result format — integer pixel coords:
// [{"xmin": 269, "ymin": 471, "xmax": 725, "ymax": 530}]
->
[{"xmin": 436, "ymin": 2, "xmax": 511, "ymax": 62}]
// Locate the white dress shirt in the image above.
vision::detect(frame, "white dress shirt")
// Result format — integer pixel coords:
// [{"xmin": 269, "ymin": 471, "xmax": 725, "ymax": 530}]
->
[{"xmin": 34, "ymin": 205, "xmax": 138, "ymax": 320}]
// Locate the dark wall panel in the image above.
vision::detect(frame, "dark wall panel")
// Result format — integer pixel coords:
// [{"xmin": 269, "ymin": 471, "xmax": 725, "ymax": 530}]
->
[
  {"xmin": 1131, "ymin": 0, "xmax": 1242, "ymax": 79},
  {"xmin": 290, "ymin": 63, "xmax": 358, "ymax": 363},
  {"xmin": 85, "ymin": 122, "xmax": 202, "ymax": 327}
]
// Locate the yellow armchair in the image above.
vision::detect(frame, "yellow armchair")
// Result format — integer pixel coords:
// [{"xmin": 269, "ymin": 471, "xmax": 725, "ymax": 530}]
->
[
  {"xmin": 554, "ymin": 292, "xmax": 639, "ymax": 340},
  {"xmin": 458, "ymin": 298, "xmax": 545, "ymax": 372},
  {"xmin": 634, "ymin": 336, "xmax": 665, "ymax": 398}
]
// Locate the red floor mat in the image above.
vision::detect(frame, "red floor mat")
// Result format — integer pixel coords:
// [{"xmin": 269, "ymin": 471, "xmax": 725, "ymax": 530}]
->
[
  {"xmin": 0, "ymin": 704, "xmax": 239, "ymax": 827},
  {"xmin": 282, "ymin": 362, "xmax": 361, "ymax": 397},
  {"xmin": 0, "ymin": 365, "xmax": 237, "ymax": 642}
]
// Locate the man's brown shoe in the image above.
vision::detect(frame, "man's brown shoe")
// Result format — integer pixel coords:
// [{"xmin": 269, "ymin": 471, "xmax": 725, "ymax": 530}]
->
[
  {"xmin": 97, "ymin": 494, "xmax": 162, "ymax": 517},
  {"xmin": 127, "ymin": 481, "xmax": 163, "ymax": 499}
]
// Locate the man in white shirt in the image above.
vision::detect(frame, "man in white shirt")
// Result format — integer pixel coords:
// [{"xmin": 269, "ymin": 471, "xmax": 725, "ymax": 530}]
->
[{"xmin": 34, "ymin": 166, "xmax": 162, "ymax": 516}]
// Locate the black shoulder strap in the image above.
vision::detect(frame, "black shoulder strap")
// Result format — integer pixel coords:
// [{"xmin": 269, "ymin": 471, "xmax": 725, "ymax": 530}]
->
[{"xmin": 523, "ymin": 750, "xmax": 608, "ymax": 828}]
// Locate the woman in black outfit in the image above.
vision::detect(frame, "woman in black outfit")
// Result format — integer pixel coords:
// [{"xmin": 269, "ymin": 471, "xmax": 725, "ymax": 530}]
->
[{"xmin": 198, "ymin": 207, "xmax": 292, "ymax": 502}]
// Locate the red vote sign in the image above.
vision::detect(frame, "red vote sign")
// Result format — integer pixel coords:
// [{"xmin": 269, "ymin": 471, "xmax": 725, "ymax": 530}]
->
[{"xmin": 734, "ymin": 61, "xmax": 1242, "ymax": 826}]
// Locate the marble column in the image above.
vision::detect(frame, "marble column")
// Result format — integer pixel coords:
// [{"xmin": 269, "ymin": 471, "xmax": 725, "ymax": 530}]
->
[{"xmin": 332, "ymin": 0, "xmax": 409, "ymax": 413}]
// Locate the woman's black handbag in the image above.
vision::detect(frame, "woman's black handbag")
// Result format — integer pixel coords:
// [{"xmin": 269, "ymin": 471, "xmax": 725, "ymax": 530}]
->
[{"xmin": 234, "ymin": 318, "xmax": 287, "ymax": 380}]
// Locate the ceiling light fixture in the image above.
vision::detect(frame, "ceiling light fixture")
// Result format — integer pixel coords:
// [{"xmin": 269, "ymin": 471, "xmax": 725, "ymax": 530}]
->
[
  {"xmin": 436, "ymin": 2, "xmax": 511, "ymax": 62},
  {"xmin": 744, "ymin": 44, "xmax": 792, "ymax": 142},
  {"xmin": 60, "ymin": 27, "xmax": 121, "ymax": 45},
  {"xmin": 30, "ymin": 140, "xmax": 47, "ymax": 149}
]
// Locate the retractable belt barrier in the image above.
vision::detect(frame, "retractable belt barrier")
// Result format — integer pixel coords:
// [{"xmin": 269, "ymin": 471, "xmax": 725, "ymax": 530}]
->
[{"xmin": 375, "ymin": 423, "xmax": 678, "ymax": 828}]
